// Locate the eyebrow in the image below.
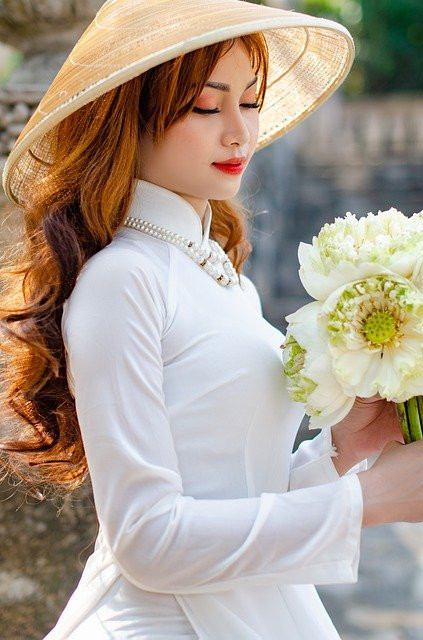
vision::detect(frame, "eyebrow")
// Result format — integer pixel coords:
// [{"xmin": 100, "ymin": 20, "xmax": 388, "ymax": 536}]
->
[{"xmin": 204, "ymin": 77, "xmax": 258, "ymax": 92}]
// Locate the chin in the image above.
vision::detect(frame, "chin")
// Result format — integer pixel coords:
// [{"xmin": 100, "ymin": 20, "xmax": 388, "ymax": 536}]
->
[{"xmin": 212, "ymin": 185, "xmax": 241, "ymax": 198}]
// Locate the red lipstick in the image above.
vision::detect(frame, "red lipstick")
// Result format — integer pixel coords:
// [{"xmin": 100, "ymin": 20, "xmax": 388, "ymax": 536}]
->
[{"xmin": 212, "ymin": 156, "xmax": 246, "ymax": 175}]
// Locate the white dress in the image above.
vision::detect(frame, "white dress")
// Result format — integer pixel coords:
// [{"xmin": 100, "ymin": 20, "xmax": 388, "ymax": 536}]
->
[{"xmin": 44, "ymin": 178, "xmax": 366, "ymax": 639}]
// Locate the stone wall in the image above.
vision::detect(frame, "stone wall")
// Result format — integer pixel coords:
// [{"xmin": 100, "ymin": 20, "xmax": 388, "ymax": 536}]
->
[{"xmin": 0, "ymin": 87, "xmax": 41, "ymax": 157}]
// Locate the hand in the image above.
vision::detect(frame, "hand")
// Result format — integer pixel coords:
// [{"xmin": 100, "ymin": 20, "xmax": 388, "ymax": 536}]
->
[
  {"xmin": 330, "ymin": 394, "xmax": 404, "ymax": 474},
  {"xmin": 358, "ymin": 440, "xmax": 423, "ymax": 526}
]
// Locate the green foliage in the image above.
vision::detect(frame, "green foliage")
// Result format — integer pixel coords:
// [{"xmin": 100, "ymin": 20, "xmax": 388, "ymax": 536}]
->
[
  {"xmin": 0, "ymin": 50, "xmax": 23, "ymax": 87},
  {"xmin": 298, "ymin": 0, "xmax": 423, "ymax": 95},
  {"xmin": 358, "ymin": 0, "xmax": 423, "ymax": 93}
]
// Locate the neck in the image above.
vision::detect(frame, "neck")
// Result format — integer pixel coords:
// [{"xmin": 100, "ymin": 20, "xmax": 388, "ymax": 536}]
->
[{"xmin": 125, "ymin": 178, "xmax": 213, "ymax": 248}]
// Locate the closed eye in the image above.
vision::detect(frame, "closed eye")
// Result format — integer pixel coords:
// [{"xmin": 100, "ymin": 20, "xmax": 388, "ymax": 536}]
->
[{"xmin": 192, "ymin": 103, "xmax": 260, "ymax": 114}]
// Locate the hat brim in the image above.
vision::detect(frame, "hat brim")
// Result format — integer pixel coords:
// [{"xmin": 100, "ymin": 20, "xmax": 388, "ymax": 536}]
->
[{"xmin": 2, "ymin": 0, "xmax": 355, "ymax": 207}]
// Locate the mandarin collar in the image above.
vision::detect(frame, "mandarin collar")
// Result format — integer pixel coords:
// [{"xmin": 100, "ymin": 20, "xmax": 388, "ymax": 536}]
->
[{"xmin": 127, "ymin": 178, "xmax": 212, "ymax": 248}]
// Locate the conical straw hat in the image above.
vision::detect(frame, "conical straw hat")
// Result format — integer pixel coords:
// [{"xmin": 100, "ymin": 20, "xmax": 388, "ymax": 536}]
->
[{"xmin": 2, "ymin": 0, "xmax": 355, "ymax": 207}]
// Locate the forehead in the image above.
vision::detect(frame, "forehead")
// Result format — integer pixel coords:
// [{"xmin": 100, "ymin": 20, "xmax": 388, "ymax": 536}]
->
[{"xmin": 190, "ymin": 40, "xmax": 257, "ymax": 92}]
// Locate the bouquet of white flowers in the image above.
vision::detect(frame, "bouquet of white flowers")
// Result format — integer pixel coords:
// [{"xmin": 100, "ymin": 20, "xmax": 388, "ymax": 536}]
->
[{"xmin": 282, "ymin": 207, "xmax": 423, "ymax": 443}]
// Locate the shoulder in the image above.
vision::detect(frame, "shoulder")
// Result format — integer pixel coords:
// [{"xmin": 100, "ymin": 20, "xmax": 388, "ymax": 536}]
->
[
  {"xmin": 239, "ymin": 272, "xmax": 263, "ymax": 316},
  {"xmin": 81, "ymin": 231, "xmax": 169, "ymax": 282},
  {"xmin": 73, "ymin": 231, "xmax": 171, "ymax": 298},
  {"xmin": 63, "ymin": 234, "xmax": 171, "ymax": 336}
]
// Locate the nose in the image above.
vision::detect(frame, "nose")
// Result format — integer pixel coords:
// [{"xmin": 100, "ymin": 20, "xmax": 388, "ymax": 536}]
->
[{"xmin": 220, "ymin": 106, "xmax": 252, "ymax": 149}]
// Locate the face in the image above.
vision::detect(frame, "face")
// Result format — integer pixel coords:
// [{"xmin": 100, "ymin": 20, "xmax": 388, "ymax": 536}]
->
[{"xmin": 137, "ymin": 39, "xmax": 260, "ymax": 219}]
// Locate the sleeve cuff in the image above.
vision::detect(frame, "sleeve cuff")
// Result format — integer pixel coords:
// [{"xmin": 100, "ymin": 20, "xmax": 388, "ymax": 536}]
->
[
  {"xmin": 337, "ymin": 472, "xmax": 364, "ymax": 583},
  {"xmin": 278, "ymin": 472, "xmax": 364, "ymax": 585},
  {"xmin": 289, "ymin": 428, "xmax": 368, "ymax": 491},
  {"xmin": 329, "ymin": 472, "xmax": 364, "ymax": 584}
]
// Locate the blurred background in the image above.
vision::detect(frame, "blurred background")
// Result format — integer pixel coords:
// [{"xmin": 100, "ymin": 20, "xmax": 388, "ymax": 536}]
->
[{"xmin": 0, "ymin": 1, "xmax": 422, "ymax": 638}]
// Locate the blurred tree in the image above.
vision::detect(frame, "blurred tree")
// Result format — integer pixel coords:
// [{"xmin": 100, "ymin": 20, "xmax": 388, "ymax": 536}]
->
[
  {"xmin": 357, "ymin": 0, "xmax": 423, "ymax": 94},
  {"xmin": 0, "ymin": 48, "xmax": 22, "ymax": 86},
  {"xmin": 298, "ymin": 0, "xmax": 423, "ymax": 95}
]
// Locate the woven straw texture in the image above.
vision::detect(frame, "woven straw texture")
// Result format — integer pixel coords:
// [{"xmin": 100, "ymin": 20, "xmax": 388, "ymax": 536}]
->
[{"xmin": 2, "ymin": 0, "xmax": 355, "ymax": 207}]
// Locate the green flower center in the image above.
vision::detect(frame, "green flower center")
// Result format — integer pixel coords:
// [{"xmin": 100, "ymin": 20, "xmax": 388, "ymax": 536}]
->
[
  {"xmin": 362, "ymin": 311, "xmax": 396, "ymax": 345},
  {"xmin": 325, "ymin": 275, "xmax": 423, "ymax": 350}
]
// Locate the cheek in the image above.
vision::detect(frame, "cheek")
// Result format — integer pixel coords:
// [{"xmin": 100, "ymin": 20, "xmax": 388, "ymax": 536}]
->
[
  {"xmin": 249, "ymin": 113, "xmax": 260, "ymax": 141},
  {"xmin": 167, "ymin": 119, "xmax": 211, "ymax": 157},
  {"xmin": 247, "ymin": 122, "xmax": 260, "ymax": 155}
]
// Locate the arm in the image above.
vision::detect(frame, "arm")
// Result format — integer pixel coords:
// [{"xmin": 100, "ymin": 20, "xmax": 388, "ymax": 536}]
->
[{"xmin": 63, "ymin": 253, "xmax": 364, "ymax": 595}]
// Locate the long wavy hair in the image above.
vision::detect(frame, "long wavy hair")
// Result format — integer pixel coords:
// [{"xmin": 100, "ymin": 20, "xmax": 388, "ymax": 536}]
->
[{"xmin": 0, "ymin": 33, "xmax": 268, "ymax": 501}]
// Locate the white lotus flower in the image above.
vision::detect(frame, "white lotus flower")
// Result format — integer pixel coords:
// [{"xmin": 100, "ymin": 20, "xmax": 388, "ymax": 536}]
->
[
  {"xmin": 283, "ymin": 302, "xmax": 355, "ymax": 429},
  {"xmin": 299, "ymin": 208, "xmax": 423, "ymax": 301},
  {"xmin": 320, "ymin": 274, "xmax": 423, "ymax": 402}
]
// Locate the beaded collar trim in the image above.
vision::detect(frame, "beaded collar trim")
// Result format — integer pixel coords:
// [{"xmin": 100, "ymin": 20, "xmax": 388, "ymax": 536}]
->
[{"xmin": 123, "ymin": 216, "xmax": 240, "ymax": 287}]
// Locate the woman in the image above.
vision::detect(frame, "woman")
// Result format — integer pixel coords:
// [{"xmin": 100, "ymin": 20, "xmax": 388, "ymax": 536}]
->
[{"xmin": 1, "ymin": 1, "xmax": 422, "ymax": 638}]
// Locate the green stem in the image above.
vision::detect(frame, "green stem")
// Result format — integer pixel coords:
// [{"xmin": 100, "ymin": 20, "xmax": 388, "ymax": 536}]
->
[
  {"xmin": 395, "ymin": 401, "xmax": 411, "ymax": 444},
  {"xmin": 405, "ymin": 396, "xmax": 422, "ymax": 441},
  {"xmin": 416, "ymin": 396, "xmax": 423, "ymax": 441}
]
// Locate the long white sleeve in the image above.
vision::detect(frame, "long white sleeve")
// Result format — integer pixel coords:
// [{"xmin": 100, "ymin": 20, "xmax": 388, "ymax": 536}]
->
[{"xmin": 62, "ymin": 248, "xmax": 363, "ymax": 595}]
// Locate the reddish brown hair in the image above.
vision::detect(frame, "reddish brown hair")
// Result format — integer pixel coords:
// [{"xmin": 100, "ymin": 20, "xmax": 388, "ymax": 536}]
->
[{"xmin": 0, "ymin": 34, "xmax": 269, "ymax": 500}]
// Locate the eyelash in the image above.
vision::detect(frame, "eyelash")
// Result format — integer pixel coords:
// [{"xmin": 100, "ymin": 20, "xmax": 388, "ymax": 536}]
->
[{"xmin": 192, "ymin": 103, "xmax": 260, "ymax": 114}]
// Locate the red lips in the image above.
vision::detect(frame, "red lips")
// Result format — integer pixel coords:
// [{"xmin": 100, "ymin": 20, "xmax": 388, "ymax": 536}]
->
[
  {"xmin": 214, "ymin": 156, "xmax": 246, "ymax": 165},
  {"xmin": 212, "ymin": 161, "xmax": 245, "ymax": 175}
]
